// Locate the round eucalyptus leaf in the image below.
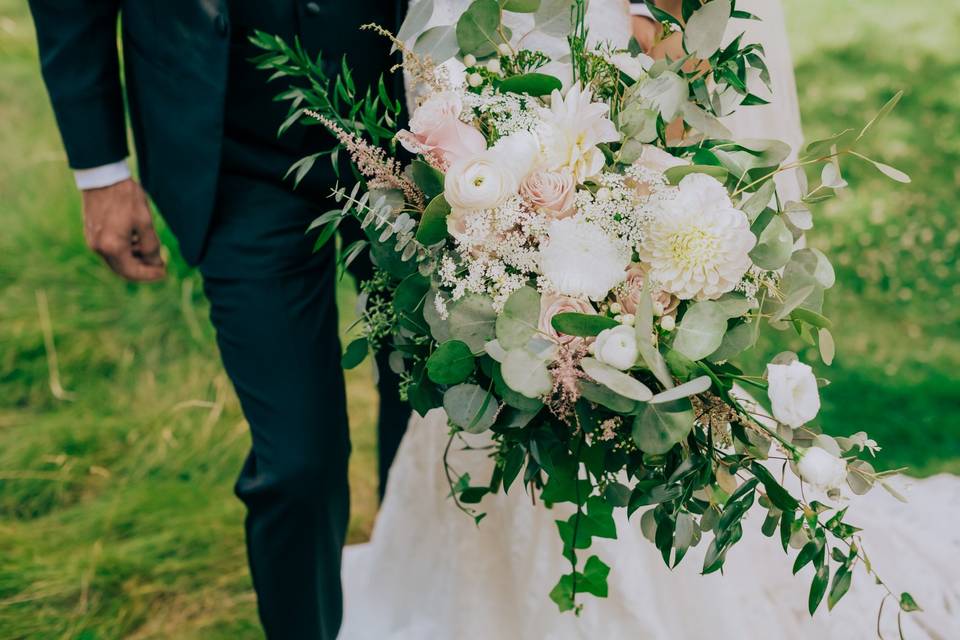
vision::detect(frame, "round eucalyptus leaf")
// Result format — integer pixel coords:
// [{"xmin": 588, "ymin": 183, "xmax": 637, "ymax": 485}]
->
[
  {"xmin": 500, "ymin": 0, "xmax": 540, "ymax": 12},
  {"xmin": 426, "ymin": 340, "xmax": 476, "ymax": 385},
  {"xmin": 632, "ymin": 398, "xmax": 695, "ymax": 455},
  {"xmin": 443, "ymin": 383, "xmax": 498, "ymax": 433},
  {"xmin": 501, "ymin": 348, "xmax": 552, "ymax": 399},
  {"xmin": 397, "ymin": 0, "xmax": 435, "ymax": 43},
  {"xmin": 423, "ymin": 289, "xmax": 452, "ymax": 342},
  {"xmin": 456, "ymin": 0, "xmax": 504, "ymax": 57},
  {"xmin": 649, "ymin": 375, "xmax": 711, "ymax": 404},
  {"xmin": 534, "ymin": 0, "xmax": 575, "ymax": 36},
  {"xmin": 637, "ymin": 71, "xmax": 688, "ymax": 121},
  {"xmin": 413, "ymin": 24, "xmax": 459, "ymax": 64},
  {"xmin": 673, "ymin": 301, "xmax": 727, "ymax": 361},
  {"xmin": 495, "ymin": 286, "xmax": 540, "ymax": 350},
  {"xmin": 581, "ymin": 357, "xmax": 653, "ymax": 402},
  {"xmin": 750, "ymin": 215, "xmax": 794, "ymax": 270},
  {"xmin": 415, "ymin": 194, "xmax": 451, "ymax": 246},
  {"xmin": 708, "ymin": 321, "xmax": 757, "ymax": 362},
  {"xmin": 579, "ymin": 379, "xmax": 636, "ymax": 414},
  {"xmin": 447, "ymin": 294, "xmax": 497, "ymax": 351}
]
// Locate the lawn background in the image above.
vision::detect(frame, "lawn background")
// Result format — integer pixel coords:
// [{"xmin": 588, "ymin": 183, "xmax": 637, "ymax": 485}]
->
[{"xmin": 1, "ymin": 1, "xmax": 957, "ymax": 637}]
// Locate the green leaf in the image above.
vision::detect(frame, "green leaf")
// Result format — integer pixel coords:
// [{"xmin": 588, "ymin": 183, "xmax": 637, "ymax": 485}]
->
[
  {"xmin": 793, "ymin": 540, "xmax": 820, "ymax": 575},
  {"xmin": 456, "ymin": 0, "xmax": 504, "ymax": 57},
  {"xmin": 392, "ymin": 273, "xmax": 431, "ymax": 331},
  {"xmin": 858, "ymin": 90, "xmax": 903, "ymax": 140},
  {"xmin": 447, "ymin": 294, "xmax": 497, "ymax": 351},
  {"xmin": 416, "ymin": 194, "xmax": 451, "ymax": 245},
  {"xmin": 551, "ymin": 312, "xmax": 618, "ymax": 337},
  {"xmin": 632, "ymin": 399, "xmax": 695, "ymax": 455},
  {"xmin": 673, "ymin": 301, "xmax": 727, "ymax": 361},
  {"xmin": 584, "ymin": 496, "xmax": 617, "ymax": 540},
  {"xmin": 443, "ymin": 383, "xmax": 498, "ymax": 433},
  {"xmin": 581, "ymin": 358, "xmax": 653, "ymax": 402},
  {"xmin": 808, "ymin": 564, "xmax": 830, "ymax": 614},
  {"xmin": 500, "ymin": 0, "xmax": 540, "ymax": 11},
  {"xmin": 663, "ymin": 164, "xmax": 729, "ymax": 185},
  {"xmin": 410, "ymin": 160, "xmax": 445, "ymax": 201},
  {"xmin": 803, "ymin": 128, "xmax": 857, "ymax": 159},
  {"xmin": 397, "ymin": 0, "xmax": 435, "ymax": 43},
  {"xmin": 708, "ymin": 321, "xmax": 757, "ymax": 363},
  {"xmin": 341, "ymin": 337, "xmax": 369, "ymax": 369},
  {"xmin": 497, "ymin": 73, "xmax": 562, "ymax": 96},
  {"xmin": 899, "ymin": 592, "xmax": 923, "ymax": 612},
  {"xmin": 492, "ymin": 363, "xmax": 544, "ymax": 411},
  {"xmin": 637, "ymin": 71, "xmax": 688, "ymax": 121},
  {"xmin": 852, "ymin": 153, "xmax": 911, "ymax": 184},
  {"xmin": 412, "ymin": 24, "xmax": 460, "ymax": 64},
  {"xmin": 817, "ymin": 328, "xmax": 835, "ymax": 366},
  {"xmin": 827, "ymin": 566, "xmax": 852, "ymax": 610},
  {"xmin": 426, "ymin": 340, "xmax": 476, "ymax": 385},
  {"xmin": 548, "ymin": 574, "xmax": 576, "ymax": 612},
  {"xmin": 750, "ymin": 215, "xmax": 794, "ymax": 270},
  {"xmin": 501, "ymin": 348, "xmax": 553, "ymax": 398},
  {"xmin": 495, "ymin": 286, "xmax": 541, "ymax": 349},
  {"xmin": 579, "ymin": 379, "xmax": 637, "ymax": 414},
  {"xmin": 580, "ymin": 555, "xmax": 611, "ymax": 597},
  {"xmin": 683, "ymin": 0, "xmax": 731, "ymax": 58},
  {"xmin": 502, "ymin": 446, "xmax": 526, "ymax": 493},
  {"xmin": 534, "ymin": 0, "xmax": 576, "ymax": 37},
  {"xmin": 739, "ymin": 180, "xmax": 776, "ymax": 220},
  {"xmin": 649, "ymin": 375, "xmax": 711, "ymax": 404},
  {"xmin": 750, "ymin": 462, "xmax": 800, "ymax": 511}
]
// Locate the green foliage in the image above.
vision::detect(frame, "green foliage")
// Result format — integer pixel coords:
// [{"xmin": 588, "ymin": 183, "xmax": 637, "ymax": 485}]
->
[
  {"xmin": 550, "ymin": 312, "xmax": 618, "ymax": 337},
  {"xmin": 426, "ymin": 340, "xmax": 476, "ymax": 385},
  {"xmin": 496, "ymin": 73, "xmax": 563, "ymax": 96}
]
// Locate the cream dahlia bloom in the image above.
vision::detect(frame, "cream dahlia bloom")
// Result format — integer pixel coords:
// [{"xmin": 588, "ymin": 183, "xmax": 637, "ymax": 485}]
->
[
  {"xmin": 537, "ymin": 83, "xmax": 619, "ymax": 182},
  {"xmin": 639, "ymin": 174, "xmax": 756, "ymax": 300},
  {"xmin": 540, "ymin": 217, "xmax": 630, "ymax": 300}
]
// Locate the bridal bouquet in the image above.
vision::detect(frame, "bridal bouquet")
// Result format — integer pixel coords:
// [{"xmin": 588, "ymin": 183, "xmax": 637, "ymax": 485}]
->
[{"xmin": 253, "ymin": 0, "xmax": 918, "ymax": 620}]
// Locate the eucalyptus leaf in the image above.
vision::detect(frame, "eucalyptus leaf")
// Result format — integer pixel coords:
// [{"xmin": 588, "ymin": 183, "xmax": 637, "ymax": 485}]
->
[
  {"xmin": 500, "ymin": 0, "xmax": 540, "ymax": 12},
  {"xmin": 683, "ymin": 0, "xmax": 731, "ymax": 58},
  {"xmin": 818, "ymin": 328, "xmax": 835, "ymax": 366},
  {"xmin": 423, "ymin": 289, "xmax": 452, "ymax": 342},
  {"xmin": 664, "ymin": 164, "xmax": 729, "ymax": 185},
  {"xmin": 739, "ymin": 180, "xmax": 776, "ymax": 220},
  {"xmin": 416, "ymin": 195, "xmax": 451, "ymax": 245},
  {"xmin": 413, "ymin": 24, "xmax": 460, "ymax": 64},
  {"xmin": 632, "ymin": 399, "xmax": 695, "ymax": 454},
  {"xmin": 443, "ymin": 383, "xmax": 498, "ymax": 433},
  {"xmin": 649, "ymin": 376, "xmax": 711, "ymax": 404},
  {"xmin": 673, "ymin": 301, "xmax": 727, "ymax": 361},
  {"xmin": 457, "ymin": 0, "xmax": 505, "ymax": 57},
  {"xmin": 708, "ymin": 321, "xmax": 756, "ymax": 362},
  {"xmin": 501, "ymin": 348, "xmax": 553, "ymax": 398},
  {"xmin": 447, "ymin": 294, "xmax": 497, "ymax": 351},
  {"xmin": 581, "ymin": 357, "xmax": 653, "ymax": 402},
  {"xmin": 579, "ymin": 379, "xmax": 637, "ymax": 413},
  {"xmin": 426, "ymin": 340, "xmax": 476, "ymax": 384},
  {"xmin": 637, "ymin": 71, "xmax": 687, "ymax": 121},
  {"xmin": 410, "ymin": 160, "xmax": 445, "ymax": 201},
  {"xmin": 341, "ymin": 337, "xmax": 369, "ymax": 370},
  {"xmin": 534, "ymin": 0, "xmax": 575, "ymax": 36},
  {"xmin": 750, "ymin": 215, "xmax": 794, "ymax": 270},
  {"xmin": 397, "ymin": 0, "xmax": 435, "ymax": 43},
  {"xmin": 681, "ymin": 102, "xmax": 731, "ymax": 139},
  {"xmin": 495, "ymin": 286, "xmax": 541, "ymax": 349}
]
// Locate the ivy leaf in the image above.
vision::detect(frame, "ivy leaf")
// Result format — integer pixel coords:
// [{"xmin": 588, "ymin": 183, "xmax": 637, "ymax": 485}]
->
[
  {"xmin": 426, "ymin": 340, "xmax": 476, "ymax": 385},
  {"xmin": 899, "ymin": 592, "xmax": 923, "ymax": 612}
]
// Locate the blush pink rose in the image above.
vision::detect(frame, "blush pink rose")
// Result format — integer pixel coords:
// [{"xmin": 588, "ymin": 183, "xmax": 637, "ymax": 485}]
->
[
  {"xmin": 520, "ymin": 169, "xmax": 576, "ymax": 218},
  {"xmin": 539, "ymin": 293, "xmax": 596, "ymax": 345},
  {"xmin": 397, "ymin": 92, "xmax": 487, "ymax": 166},
  {"xmin": 617, "ymin": 263, "xmax": 679, "ymax": 317}
]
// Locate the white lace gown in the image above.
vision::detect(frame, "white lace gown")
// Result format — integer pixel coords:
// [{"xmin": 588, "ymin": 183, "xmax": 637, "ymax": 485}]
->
[{"xmin": 341, "ymin": 2, "xmax": 960, "ymax": 638}]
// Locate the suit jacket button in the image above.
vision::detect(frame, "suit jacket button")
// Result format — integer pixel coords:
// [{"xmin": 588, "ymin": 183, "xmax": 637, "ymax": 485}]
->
[
  {"xmin": 215, "ymin": 14, "xmax": 229, "ymax": 36},
  {"xmin": 305, "ymin": 2, "xmax": 322, "ymax": 15}
]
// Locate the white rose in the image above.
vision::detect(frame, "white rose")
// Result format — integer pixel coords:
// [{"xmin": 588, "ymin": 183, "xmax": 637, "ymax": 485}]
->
[
  {"xmin": 797, "ymin": 447, "xmax": 847, "ymax": 491},
  {"xmin": 593, "ymin": 325, "xmax": 639, "ymax": 370},
  {"xmin": 766, "ymin": 360, "xmax": 821, "ymax": 427},
  {"xmin": 539, "ymin": 217, "xmax": 630, "ymax": 301},
  {"xmin": 444, "ymin": 155, "xmax": 518, "ymax": 212}
]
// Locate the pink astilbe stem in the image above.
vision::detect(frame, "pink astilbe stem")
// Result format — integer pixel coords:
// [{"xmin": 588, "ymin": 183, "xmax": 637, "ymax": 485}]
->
[{"xmin": 305, "ymin": 110, "xmax": 425, "ymax": 210}]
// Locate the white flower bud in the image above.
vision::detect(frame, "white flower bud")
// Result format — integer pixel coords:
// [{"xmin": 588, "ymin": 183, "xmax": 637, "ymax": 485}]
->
[
  {"xmin": 596, "ymin": 187, "xmax": 611, "ymax": 201},
  {"xmin": 609, "ymin": 302, "xmax": 622, "ymax": 314},
  {"xmin": 594, "ymin": 325, "xmax": 640, "ymax": 371},
  {"xmin": 467, "ymin": 73, "xmax": 483, "ymax": 88},
  {"xmin": 462, "ymin": 54, "xmax": 477, "ymax": 67},
  {"xmin": 797, "ymin": 447, "xmax": 848, "ymax": 491},
  {"xmin": 660, "ymin": 315, "xmax": 676, "ymax": 331},
  {"xmin": 621, "ymin": 313, "xmax": 635, "ymax": 326},
  {"xmin": 487, "ymin": 59, "xmax": 501, "ymax": 74},
  {"xmin": 498, "ymin": 43, "xmax": 512, "ymax": 56}
]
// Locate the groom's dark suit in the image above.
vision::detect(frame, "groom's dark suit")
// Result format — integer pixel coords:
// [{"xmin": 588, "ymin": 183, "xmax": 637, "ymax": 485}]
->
[{"xmin": 28, "ymin": 1, "xmax": 409, "ymax": 638}]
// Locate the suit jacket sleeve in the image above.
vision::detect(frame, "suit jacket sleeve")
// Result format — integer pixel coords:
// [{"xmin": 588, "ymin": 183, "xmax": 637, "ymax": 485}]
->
[{"xmin": 27, "ymin": 0, "xmax": 128, "ymax": 169}]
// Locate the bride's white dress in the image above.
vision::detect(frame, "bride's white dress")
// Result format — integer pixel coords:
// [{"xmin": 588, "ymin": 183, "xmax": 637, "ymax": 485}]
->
[{"xmin": 341, "ymin": 2, "xmax": 960, "ymax": 638}]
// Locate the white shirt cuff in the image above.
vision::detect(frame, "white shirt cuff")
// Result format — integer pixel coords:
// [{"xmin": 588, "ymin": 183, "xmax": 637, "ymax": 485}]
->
[
  {"xmin": 630, "ymin": 3, "xmax": 655, "ymax": 20},
  {"xmin": 74, "ymin": 160, "xmax": 131, "ymax": 190}
]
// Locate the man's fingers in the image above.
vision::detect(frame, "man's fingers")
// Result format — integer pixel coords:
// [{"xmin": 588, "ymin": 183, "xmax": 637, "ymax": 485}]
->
[
  {"xmin": 134, "ymin": 223, "xmax": 165, "ymax": 266},
  {"xmin": 103, "ymin": 246, "xmax": 166, "ymax": 282}
]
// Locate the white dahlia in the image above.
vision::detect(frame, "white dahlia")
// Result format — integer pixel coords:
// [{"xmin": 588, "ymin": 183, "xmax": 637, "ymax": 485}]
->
[
  {"xmin": 540, "ymin": 217, "xmax": 630, "ymax": 300},
  {"xmin": 639, "ymin": 174, "xmax": 756, "ymax": 300},
  {"xmin": 537, "ymin": 83, "xmax": 620, "ymax": 182}
]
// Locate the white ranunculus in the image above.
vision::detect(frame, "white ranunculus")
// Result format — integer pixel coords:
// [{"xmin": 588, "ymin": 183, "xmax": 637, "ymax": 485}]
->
[
  {"xmin": 639, "ymin": 173, "xmax": 756, "ymax": 300},
  {"xmin": 766, "ymin": 360, "xmax": 821, "ymax": 427},
  {"xmin": 487, "ymin": 130, "xmax": 540, "ymax": 178},
  {"xmin": 537, "ymin": 83, "xmax": 620, "ymax": 182},
  {"xmin": 593, "ymin": 325, "xmax": 639, "ymax": 370},
  {"xmin": 539, "ymin": 217, "xmax": 631, "ymax": 301},
  {"xmin": 797, "ymin": 447, "xmax": 847, "ymax": 491},
  {"xmin": 444, "ymin": 154, "xmax": 518, "ymax": 213}
]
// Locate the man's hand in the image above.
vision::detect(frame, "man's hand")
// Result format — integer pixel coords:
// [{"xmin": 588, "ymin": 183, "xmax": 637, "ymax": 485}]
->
[
  {"xmin": 631, "ymin": 16, "xmax": 659, "ymax": 53},
  {"xmin": 81, "ymin": 179, "xmax": 166, "ymax": 282}
]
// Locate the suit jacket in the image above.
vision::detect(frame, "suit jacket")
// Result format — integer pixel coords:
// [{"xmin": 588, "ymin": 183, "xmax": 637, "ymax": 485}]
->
[{"xmin": 27, "ymin": 0, "xmax": 404, "ymax": 264}]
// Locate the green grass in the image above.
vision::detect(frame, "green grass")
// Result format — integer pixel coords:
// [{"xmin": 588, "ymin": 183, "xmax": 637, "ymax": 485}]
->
[{"xmin": 0, "ymin": 0, "xmax": 957, "ymax": 637}]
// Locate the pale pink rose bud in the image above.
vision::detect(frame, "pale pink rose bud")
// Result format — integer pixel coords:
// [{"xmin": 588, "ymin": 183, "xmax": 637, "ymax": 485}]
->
[
  {"xmin": 539, "ymin": 293, "xmax": 596, "ymax": 345},
  {"xmin": 616, "ymin": 263, "xmax": 679, "ymax": 317},
  {"xmin": 628, "ymin": 145, "xmax": 690, "ymax": 197},
  {"xmin": 519, "ymin": 169, "xmax": 576, "ymax": 218},
  {"xmin": 397, "ymin": 91, "xmax": 487, "ymax": 167}
]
